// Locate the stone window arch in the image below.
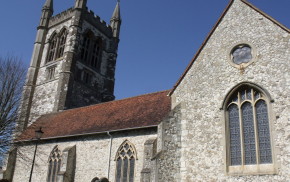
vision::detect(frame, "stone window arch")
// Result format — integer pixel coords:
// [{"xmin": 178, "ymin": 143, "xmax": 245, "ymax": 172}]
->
[
  {"xmin": 115, "ymin": 140, "xmax": 137, "ymax": 182},
  {"xmin": 47, "ymin": 145, "xmax": 62, "ymax": 182},
  {"xmin": 223, "ymin": 82, "xmax": 276, "ymax": 174}
]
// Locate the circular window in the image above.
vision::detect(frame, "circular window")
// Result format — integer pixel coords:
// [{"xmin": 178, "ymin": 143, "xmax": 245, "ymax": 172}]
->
[{"xmin": 231, "ymin": 44, "xmax": 252, "ymax": 65}]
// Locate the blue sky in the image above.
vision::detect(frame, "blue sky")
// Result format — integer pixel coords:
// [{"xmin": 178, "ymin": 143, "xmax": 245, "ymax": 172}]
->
[{"xmin": 0, "ymin": 0, "xmax": 290, "ymax": 100}]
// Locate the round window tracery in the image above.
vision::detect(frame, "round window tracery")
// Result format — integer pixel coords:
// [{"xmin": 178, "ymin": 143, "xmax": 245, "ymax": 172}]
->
[{"xmin": 231, "ymin": 44, "xmax": 252, "ymax": 65}]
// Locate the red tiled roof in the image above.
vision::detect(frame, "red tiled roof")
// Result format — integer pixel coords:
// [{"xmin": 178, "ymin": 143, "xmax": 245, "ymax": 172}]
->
[
  {"xmin": 18, "ymin": 90, "xmax": 171, "ymax": 141},
  {"xmin": 169, "ymin": 0, "xmax": 290, "ymax": 96}
]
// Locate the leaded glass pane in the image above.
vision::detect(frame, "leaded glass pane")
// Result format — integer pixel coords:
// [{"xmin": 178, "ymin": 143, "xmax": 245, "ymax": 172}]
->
[
  {"xmin": 116, "ymin": 158, "xmax": 122, "ymax": 182},
  {"xmin": 241, "ymin": 90, "xmax": 246, "ymax": 101},
  {"xmin": 256, "ymin": 100, "xmax": 272, "ymax": 164},
  {"xmin": 129, "ymin": 159, "xmax": 135, "ymax": 182},
  {"xmin": 242, "ymin": 102, "xmax": 256, "ymax": 164},
  {"xmin": 232, "ymin": 95, "xmax": 238, "ymax": 103},
  {"xmin": 123, "ymin": 158, "xmax": 128, "ymax": 182},
  {"xmin": 232, "ymin": 45, "xmax": 252, "ymax": 64},
  {"xmin": 246, "ymin": 89, "xmax": 252, "ymax": 100},
  {"xmin": 254, "ymin": 92, "xmax": 260, "ymax": 101},
  {"xmin": 228, "ymin": 104, "xmax": 242, "ymax": 165}
]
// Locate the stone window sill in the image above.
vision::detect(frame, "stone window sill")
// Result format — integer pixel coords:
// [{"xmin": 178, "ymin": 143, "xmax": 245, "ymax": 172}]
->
[{"xmin": 228, "ymin": 164, "xmax": 277, "ymax": 176}]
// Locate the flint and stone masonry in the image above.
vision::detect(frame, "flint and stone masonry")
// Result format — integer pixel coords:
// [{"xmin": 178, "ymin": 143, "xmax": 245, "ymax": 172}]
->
[
  {"xmin": 1, "ymin": 0, "xmax": 289, "ymax": 182},
  {"xmin": 18, "ymin": 0, "xmax": 120, "ymax": 131},
  {"xmin": 157, "ymin": 0, "xmax": 290, "ymax": 181}
]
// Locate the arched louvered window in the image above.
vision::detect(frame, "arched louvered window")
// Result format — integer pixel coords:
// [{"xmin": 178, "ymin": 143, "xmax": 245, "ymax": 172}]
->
[
  {"xmin": 47, "ymin": 146, "xmax": 62, "ymax": 182},
  {"xmin": 56, "ymin": 29, "xmax": 68, "ymax": 59},
  {"xmin": 115, "ymin": 140, "xmax": 137, "ymax": 182},
  {"xmin": 81, "ymin": 32, "xmax": 92, "ymax": 63},
  {"xmin": 80, "ymin": 30, "xmax": 103, "ymax": 69},
  {"xmin": 90, "ymin": 38, "xmax": 102, "ymax": 70},
  {"xmin": 226, "ymin": 85, "xmax": 274, "ymax": 174},
  {"xmin": 47, "ymin": 34, "xmax": 58, "ymax": 62}
]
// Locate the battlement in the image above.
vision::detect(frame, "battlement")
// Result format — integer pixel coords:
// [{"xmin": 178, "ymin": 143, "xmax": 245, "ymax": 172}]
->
[
  {"xmin": 84, "ymin": 9, "xmax": 113, "ymax": 38},
  {"xmin": 49, "ymin": 7, "xmax": 75, "ymax": 27}
]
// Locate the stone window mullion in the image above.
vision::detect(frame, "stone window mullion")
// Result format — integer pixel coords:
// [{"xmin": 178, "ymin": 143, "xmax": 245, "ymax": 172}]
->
[
  {"xmin": 252, "ymin": 89, "xmax": 260, "ymax": 164},
  {"xmin": 237, "ymin": 92, "xmax": 245, "ymax": 166}
]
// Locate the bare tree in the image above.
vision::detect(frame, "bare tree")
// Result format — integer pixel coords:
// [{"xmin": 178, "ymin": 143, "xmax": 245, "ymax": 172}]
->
[{"xmin": 0, "ymin": 56, "xmax": 26, "ymax": 166}]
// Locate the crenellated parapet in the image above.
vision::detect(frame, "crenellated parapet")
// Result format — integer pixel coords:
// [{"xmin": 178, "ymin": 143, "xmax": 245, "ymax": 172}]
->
[
  {"xmin": 83, "ymin": 9, "xmax": 113, "ymax": 38},
  {"xmin": 49, "ymin": 7, "xmax": 75, "ymax": 27}
]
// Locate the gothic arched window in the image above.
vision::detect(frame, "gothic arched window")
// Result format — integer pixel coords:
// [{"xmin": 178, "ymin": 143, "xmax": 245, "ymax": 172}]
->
[
  {"xmin": 47, "ymin": 34, "xmax": 58, "ymax": 62},
  {"xmin": 90, "ymin": 38, "xmax": 102, "ymax": 70},
  {"xmin": 115, "ymin": 140, "xmax": 137, "ymax": 182},
  {"xmin": 225, "ymin": 84, "xmax": 275, "ymax": 174},
  {"xmin": 47, "ymin": 146, "xmax": 62, "ymax": 182},
  {"xmin": 46, "ymin": 28, "xmax": 68, "ymax": 62},
  {"xmin": 81, "ymin": 31, "xmax": 103, "ymax": 70},
  {"xmin": 56, "ymin": 29, "xmax": 68, "ymax": 59},
  {"xmin": 81, "ymin": 32, "xmax": 92, "ymax": 63}
]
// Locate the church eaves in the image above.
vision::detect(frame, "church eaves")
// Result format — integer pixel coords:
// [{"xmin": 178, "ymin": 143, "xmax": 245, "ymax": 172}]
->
[
  {"xmin": 169, "ymin": 0, "xmax": 290, "ymax": 96},
  {"xmin": 17, "ymin": 90, "xmax": 171, "ymax": 141}
]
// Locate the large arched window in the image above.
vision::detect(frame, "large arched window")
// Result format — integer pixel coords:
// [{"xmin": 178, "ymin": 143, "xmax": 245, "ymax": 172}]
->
[
  {"xmin": 81, "ymin": 31, "xmax": 92, "ymax": 63},
  {"xmin": 47, "ymin": 33, "xmax": 58, "ymax": 62},
  {"xmin": 47, "ymin": 146, "xmax": 62, "ymax": 182},
  {"xmin": 90, "ymin": 38, "xmax": 102, "ymax": 69},
  {"xmin": 80, "ymin": 30, "xmax": 103, "ymax": 70},
  {"xmin": 56, "ymin": 29, "xmax": 68, "ymax": 59},
  {"xmin": 46, "ymin": 28, "xmax": 68, "ymax": 62},
  {"xmin": 115, "ymin": 140, "xmax": 137, "ymax": 182},
  {"xmin": 225, "ymin": 84, "xmax": 275, "ymax": 174}
]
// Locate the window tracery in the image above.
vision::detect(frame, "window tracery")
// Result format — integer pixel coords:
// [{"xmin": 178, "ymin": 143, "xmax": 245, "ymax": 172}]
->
[
  {"xmin": 56, "ymin": 29, "xmax": 68, "ymax": 59},
  {"xmin": 226, "ymin": 85, "xmax": 273, "ymax": 173},
  {"xmin": 47, "ymin": 146, "xmax": 62, "ymax": 182},
  {"xmin": 47, "ymin": 34, "xmax": 58, "ymax": 62},
  {"xmin": 115, "ymin": 140, "xmax": 137, "ymax": 182},
  {"xmin": 46, "ymin": 28, "xmax": 68, "ymax": 62}
]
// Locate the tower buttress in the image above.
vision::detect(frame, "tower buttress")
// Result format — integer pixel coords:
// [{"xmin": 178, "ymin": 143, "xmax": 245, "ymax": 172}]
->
[
  {"xmin": 18, "ymin": 0, "xmax": 121, "ymax": 130},
  {"xmin": 18, "ymin": 0, "xmax": 54, "ymax": 131}
]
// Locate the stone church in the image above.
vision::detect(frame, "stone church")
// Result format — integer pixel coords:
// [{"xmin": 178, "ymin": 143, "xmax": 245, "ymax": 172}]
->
[{"xmin": 1, "ymin": 0, "xmax": 289, "ymax": 181}]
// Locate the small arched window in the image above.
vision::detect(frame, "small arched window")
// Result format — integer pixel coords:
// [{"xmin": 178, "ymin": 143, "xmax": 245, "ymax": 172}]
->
[
  {"xmin": 225, "ymin": 84, "xmax": 275, "ymax": 174},
  {"xmin": 115, "ymin": 140, "xmax": 137, "ymax": 182},
  {"xmin": 47, "ymin": 146, "xmax": 62, "ymax": 182}
]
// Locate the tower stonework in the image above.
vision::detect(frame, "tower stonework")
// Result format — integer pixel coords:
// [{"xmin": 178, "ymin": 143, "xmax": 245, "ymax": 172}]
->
[{"xmin": 18, "ymin": 0, "xmax": 121, "ymax": 131}]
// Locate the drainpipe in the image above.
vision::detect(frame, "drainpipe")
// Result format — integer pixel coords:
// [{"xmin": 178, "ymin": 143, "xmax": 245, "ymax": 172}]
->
[{"xmin": 107, "ymin": 132, "xmax": 113, "ymax": 180}]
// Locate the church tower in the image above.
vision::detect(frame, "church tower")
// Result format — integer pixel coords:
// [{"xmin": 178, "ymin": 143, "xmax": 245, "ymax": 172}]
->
[{"xmin": 18, "ymin": 0, "xmax": 121, "ymax": 131}]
